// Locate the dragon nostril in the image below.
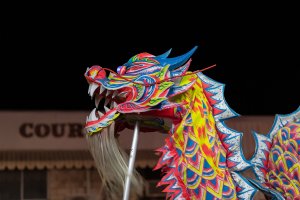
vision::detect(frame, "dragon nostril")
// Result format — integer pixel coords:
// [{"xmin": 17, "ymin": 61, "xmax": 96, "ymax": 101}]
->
[{"xmin": 117, "ymin": 66, "xmax": 126, "ymax": 75}]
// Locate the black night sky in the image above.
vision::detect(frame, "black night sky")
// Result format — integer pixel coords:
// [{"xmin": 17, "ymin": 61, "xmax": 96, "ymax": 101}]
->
[{"xmin": 1, "ymin": 10, "xmax": 299, "ymax": 115}]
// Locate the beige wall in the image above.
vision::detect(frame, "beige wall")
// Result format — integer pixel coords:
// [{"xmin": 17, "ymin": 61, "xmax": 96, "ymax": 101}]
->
[
  {"xmin": 0, "ymin": 111, "xmax": 88, "ymax": 150},
  {"xmin": 0, "ymin": 111, "xmax": 166, "ymax": 151}
]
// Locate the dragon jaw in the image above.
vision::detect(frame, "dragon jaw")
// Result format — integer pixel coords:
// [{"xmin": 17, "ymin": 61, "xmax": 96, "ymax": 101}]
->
[{"xmin": 84, "ymin": 47, "xmax": 198, "ymax": 135}]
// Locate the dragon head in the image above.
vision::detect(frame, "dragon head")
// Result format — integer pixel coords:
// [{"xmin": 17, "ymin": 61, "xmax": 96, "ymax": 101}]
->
[{"xmin": 85, "ymin": 47, "xmax": 198, "ymax": 135}]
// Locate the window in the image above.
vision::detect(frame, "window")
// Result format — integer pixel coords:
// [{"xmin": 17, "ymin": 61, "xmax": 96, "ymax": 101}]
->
[
  {"xmin": 0, "ymin": 170, "xmax": 20, "ymax": 200},
  {"xmin": 0, "ymin": 170, "xmax": 47, "ymax": 200}
]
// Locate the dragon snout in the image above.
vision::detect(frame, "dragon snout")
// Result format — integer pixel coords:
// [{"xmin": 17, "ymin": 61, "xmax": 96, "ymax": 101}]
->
[{"xmin": 85, "ymin": 65, "xmax": 107, "ymax": 82}]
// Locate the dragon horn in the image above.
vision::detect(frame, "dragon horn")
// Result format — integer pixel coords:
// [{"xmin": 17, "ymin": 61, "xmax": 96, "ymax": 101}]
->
[
  {"xmin": 156, "ymin": 46, "xmax": 198, "ymax": 70},
  {"xmin": 156, "ymin": 48, "xmax": 172, "ymax": 58}
]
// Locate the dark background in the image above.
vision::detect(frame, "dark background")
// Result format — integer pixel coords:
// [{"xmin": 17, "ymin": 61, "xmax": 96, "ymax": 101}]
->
[{"xmin": 1, "ymin": 9, "xmax": 299, "ymax": 115}]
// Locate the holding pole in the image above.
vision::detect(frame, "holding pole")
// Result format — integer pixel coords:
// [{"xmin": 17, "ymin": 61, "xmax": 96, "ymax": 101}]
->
[{"xmin": 123, "ymin": 121, "xmax": 140, "ymax": 200}]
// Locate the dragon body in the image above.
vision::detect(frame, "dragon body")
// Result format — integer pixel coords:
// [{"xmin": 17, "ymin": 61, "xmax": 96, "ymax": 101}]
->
[
  {"xmin": 250, "ymin": 109, "xmax": 300, "ymax": 200},
  {"xmin": 154, "ymin": 75, "xmax": 238, "ymax": 199},
  {"xmin": 84, "ymin": 47, "xmax": 300, "ymax": 199}
]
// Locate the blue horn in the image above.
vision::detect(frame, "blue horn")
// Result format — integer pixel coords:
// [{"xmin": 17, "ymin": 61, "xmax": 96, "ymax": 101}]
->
[
  {"xmin": 156, "ymin": 46, "xmax": 198, "ymax": 70},
  {"xmin": 156, "ymin": 48, "xmax": 172, "ymax": 59}
]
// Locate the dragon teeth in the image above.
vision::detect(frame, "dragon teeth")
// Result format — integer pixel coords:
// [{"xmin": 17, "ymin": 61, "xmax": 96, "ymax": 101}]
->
[
  {"xmin": 113, "ymin": 102, "xmax": 118, "ymax": 108},
  {"xmin": 89, "ymin": 83, "xmax": 99, "ymax": 97},
  {"xmin": 98, "ymin": 111, "xmax": 104, "ymax": 117},
  {"xmin": 88, "ymin": 108, "xmax": 98, "ymax": 121},
  {"xmin": 110, "ymin": 101, "xmax": 118, "ymax": 109},
  {"xmin": 104, "ymin": 106, "xmax": 110, "ymax": 113},
  {"xmin": 99, "ymin": 85, "xmax": 106, "ymax": 94},
  {"xmin": 104, "ymin": 98, "xmax": 110, "ymax": 106},
  {"xmin": 112, "ymin": 91, "xmax": 117, "ymax": 98},
  {"xmin": 95, "ymin": 95, "xmax": 103, "ymax": 108},
  {"xmin": 88, "ymin": 84, "xmax": 91, "ymax": 94},
  {"xmin": 106, "ymin": 90, "xmax": 112, "ymax": 97}
]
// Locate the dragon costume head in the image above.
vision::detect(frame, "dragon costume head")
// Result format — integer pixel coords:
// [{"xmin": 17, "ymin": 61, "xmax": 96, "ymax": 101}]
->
[
  {"xmin": 85, "ymin": 47, "xmax": 198, "ymax": 135},
  {"xmin": 84, "ymin": 47, "xmax": 299, "ymax": 200}
]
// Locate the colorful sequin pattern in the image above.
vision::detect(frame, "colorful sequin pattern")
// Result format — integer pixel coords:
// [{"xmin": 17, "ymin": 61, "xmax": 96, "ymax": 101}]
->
[
  {"xmin": 155, "ymin": 76, "xmax": 237, "ymax": 199},
  {"xmin": 266, "ymin": 121, "xmax": 300, "ymax": 199},
  {"xmin": 250, "ymin": 108, "xmax": 300, "ymax": 200}
]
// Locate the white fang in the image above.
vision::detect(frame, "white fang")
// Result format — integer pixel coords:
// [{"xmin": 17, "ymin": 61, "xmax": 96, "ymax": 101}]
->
[
  {"xmin": 99, "ymin": 85, "xmax": 106, "ymax": 94},
  {"xmin": 89, "ymin": 108, "xmax": 98, "ymax": 121},
  {"xmin": 89, "ymin": 83, "xmax": 99, "ymax": 97},
  {"xmin": 98, "ymin": 111, "xmax": 104, "ymax": 117},
  {"xmin": 104, "ymin": 106, "xmax": 110, "ymax": 113}
]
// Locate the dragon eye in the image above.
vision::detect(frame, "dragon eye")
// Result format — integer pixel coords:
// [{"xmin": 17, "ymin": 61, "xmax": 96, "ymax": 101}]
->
[{"xmin": 117, "ymin": 66, "xmax": 126, "ymax": 75}]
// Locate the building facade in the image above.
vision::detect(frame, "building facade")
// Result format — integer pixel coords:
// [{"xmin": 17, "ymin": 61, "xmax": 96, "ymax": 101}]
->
[{"xmin": 0, "ymin": 111, "xmax": 274, "ymax": 199}]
